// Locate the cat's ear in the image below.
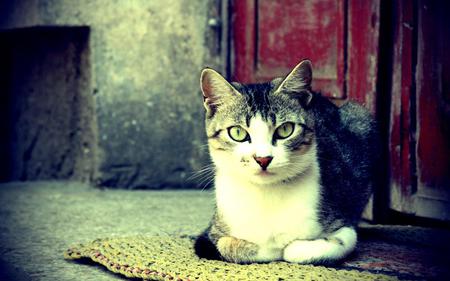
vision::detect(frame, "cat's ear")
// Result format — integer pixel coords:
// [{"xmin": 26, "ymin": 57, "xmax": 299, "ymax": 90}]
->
[
  {"xmin": 200, "ymin": 68, "xmax": 239, "ymax": 116},
  {"xmin": 274, "ymin": 60, "xmax": 313, "ymax": 106}
]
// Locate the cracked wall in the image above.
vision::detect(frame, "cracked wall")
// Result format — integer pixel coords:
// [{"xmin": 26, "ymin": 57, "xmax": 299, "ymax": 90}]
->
[
  {"xmin": 0, "ymin": 27, "xmax": 96, "ymax": 182},
  {"xmin": 0, "ymin": 0, "xmax": 213, "ymax": 188}
]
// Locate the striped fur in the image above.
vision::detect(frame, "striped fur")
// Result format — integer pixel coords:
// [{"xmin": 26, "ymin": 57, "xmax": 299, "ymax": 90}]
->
[{"xmin": 195, "ymin": 60, "xmax": 379, "ymax": 264}]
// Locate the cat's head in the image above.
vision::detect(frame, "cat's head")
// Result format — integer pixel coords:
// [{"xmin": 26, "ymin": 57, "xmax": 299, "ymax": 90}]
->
[{"xmin": 200, "ymin": 60, "xmax": 317, "ymax": 185}]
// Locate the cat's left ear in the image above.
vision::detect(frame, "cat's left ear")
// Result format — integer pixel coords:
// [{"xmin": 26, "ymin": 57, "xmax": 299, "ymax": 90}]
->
[
  {"xmin": 200, "ymin": 68, "xmax": 239, "ymax": 116},
  {"xmin": 274, "ymin": 60, "xmax": 313, "ymax": 106}
]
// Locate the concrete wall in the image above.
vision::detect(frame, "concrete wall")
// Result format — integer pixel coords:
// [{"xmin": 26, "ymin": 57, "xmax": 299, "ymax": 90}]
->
[
  {"xmin": 0, "ymin": 0, "xmax": 218, "ymax": 188},
  {"xmin": 0, "ymin": 27, "xmax": 96, "ymax": 182}
]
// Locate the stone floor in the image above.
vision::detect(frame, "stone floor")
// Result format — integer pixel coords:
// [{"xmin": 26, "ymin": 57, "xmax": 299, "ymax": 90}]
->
[
  {"xmin": 0, "ymin": 181, "xmax": 214, "ymax": 281},
  {"xmin": 0, "ymin": 181, "xmax": 448, "ymax": 281}
]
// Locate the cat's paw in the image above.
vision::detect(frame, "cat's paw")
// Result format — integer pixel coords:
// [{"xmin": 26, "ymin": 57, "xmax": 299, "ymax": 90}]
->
[
  {"xmin": 284, "ymin": 228, "xmax": 357, "ymax": 264},
  {"xmin": 283, "ymin": 239, "xmax": 331, "ymax": 264},
  {"xmin": 217, "ymin": 236, "xmax": 258, "ymax": 263},
  {"xmin": 255, "ymin": 246, "xmax": 283, "ymax": 262}
]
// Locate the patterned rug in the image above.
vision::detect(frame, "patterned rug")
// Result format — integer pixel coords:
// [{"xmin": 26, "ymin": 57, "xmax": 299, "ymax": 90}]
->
[
  {"xmin": 64, "ymin": 225, "xmax": 450, "ymax": 280},
  {"xmin": 342, "ymin": 225, "xmax": 449, "ymax": 279}
]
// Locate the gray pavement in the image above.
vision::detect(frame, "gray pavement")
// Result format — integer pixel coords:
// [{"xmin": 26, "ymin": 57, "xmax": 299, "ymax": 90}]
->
[{"xmin": 0, "ymin": 181, "xmax": 214, "ymax": 281}]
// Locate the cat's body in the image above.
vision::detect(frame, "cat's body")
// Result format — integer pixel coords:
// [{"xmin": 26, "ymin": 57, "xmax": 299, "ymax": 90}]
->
[{"xmin": 195, "ymin": 60, "xmax": 378, "ymax": 264}]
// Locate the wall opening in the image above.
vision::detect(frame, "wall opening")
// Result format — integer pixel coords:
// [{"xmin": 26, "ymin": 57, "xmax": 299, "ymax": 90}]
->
[{"xmin": 0, "ymin": 26, "xmax": 97, "ymax": 182}]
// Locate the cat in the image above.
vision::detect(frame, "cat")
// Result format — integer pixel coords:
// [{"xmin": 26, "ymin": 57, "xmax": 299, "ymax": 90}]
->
[{"xmin": 194, "ymin": 60, "xmax": 379, "ymax": 265}]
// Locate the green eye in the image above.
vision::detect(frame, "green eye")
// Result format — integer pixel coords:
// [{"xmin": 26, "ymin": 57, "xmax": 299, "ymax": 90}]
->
[
  {"xmin": 275, "ymin": 122, "xmax": 295, "ymax": 139},
  {"xmin": 228, "ymin": 126, "xmax": 249, "ymax": 142}
]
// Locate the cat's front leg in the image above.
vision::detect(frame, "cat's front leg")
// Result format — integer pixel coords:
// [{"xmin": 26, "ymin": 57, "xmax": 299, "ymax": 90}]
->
[
  {"xmin": 283, "ymin": 226, "xmax": 357, "ymax": 264},
  {"xmin": 217, "ymin": 236, "xmax": 282, "ymax": 263},
  {"xmin": 217, "ymin": 236, "xmax": 258, "ymax": 263}
]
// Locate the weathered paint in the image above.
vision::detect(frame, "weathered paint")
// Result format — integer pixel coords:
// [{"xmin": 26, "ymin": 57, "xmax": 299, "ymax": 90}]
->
[
  {"xmin": 232, "ymin": 0, "xmax": 380, "ymax": 106},
  {"xmin": 232, "ymin": 0, "xmax": 347, "ymax": 99},
  {"xmin": 232, "ymin": 0, "xmax": 256, "ymax": 83},
  {"xmin": 415, "ymin": 0, "xmax": 450, "ymax": 193},
  {"xmin": 389, "ymin": 0, "xmax": 415, "ymax": 212},
  {"xmin": 388, "ymin": 0, "xmax": 450, "ymax": 220},
  {"xmin": 346, "ymin": 0, "xmax": 380, "ymax": 113}
]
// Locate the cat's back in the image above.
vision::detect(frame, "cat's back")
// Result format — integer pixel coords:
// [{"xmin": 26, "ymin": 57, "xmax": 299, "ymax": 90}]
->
[
  {"xmin": 318, "ymin": 99, "xmax": 379, "ymax": 174},
  {"xmin": 338, "ymin": 102, "xmax": 376, "ymax": 141},
  {"xmin": 313, "ymin": 98, "xmax": 378, "ymax": 227},
  {"xmin": 312, "ymin": 96, "xmax": 377, "ymax": 151},
  {"xmin": 337, "ymin": 101, "xmax": 379, "ymax": 165}
]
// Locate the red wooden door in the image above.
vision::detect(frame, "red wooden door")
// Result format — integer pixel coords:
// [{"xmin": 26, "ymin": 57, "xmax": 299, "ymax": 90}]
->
[
  {"xmin": 389, "ymin": 0, "xmax": 450, "ymax": 221},
  {"xmin": 232, "ymin": 0, "xmax": 380, "ymax": 111}
]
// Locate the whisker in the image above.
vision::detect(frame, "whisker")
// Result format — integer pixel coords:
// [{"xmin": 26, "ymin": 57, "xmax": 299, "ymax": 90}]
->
[
  {"xmin": 200, "ymin": 176, "xmax": 215, "ymax": 191},
  {"xmin": 187, "ymin": 164, "xmax": 215, "ymax": 182},
  {"xmin": 197, "ymin": 143, "xmax": 210, "ymax": 150}
]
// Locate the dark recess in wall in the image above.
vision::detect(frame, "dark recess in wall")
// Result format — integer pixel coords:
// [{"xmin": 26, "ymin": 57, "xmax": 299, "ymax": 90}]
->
[{"xmin": 0, "ymin": 26, "xmax": 97, "ymax": 182}]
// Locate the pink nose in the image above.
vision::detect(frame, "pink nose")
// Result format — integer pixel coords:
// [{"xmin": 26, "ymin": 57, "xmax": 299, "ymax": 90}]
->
[{"xmin": 253, "ymin": 156, "xmax": 273, "ymax": 170}]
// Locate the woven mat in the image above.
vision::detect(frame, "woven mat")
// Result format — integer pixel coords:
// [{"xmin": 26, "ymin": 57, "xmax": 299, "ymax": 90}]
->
[{"xmin": 64, "ymin": 225, "xmax": 450, "ymax": 281}]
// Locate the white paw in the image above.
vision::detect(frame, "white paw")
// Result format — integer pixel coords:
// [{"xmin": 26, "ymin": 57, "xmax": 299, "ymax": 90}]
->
[
  {"xmin": 283, "ymin": 228, "xmax": 357, "ymax": 264},
  {"xmin": 283, "ymin": 239, "xmax": 332, "ymax": 263},
  {"xmin": 255, "ymin": 246, "xmax": 283, "ymax": 262}
]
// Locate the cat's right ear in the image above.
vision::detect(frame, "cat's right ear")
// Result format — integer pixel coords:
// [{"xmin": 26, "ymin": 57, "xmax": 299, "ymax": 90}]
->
[
  {"xmin": 274, "ymin": 60, "xmax": 313, "ymax": 107},
  {"xmin": 200, "ymin": 68, "xmax": 239, "ymax": 116}
]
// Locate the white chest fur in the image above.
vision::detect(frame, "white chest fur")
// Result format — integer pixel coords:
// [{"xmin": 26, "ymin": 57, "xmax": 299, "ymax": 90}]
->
[{"xmin": 215, "ymin": 163, "xmax": 322, "ymax": 250}]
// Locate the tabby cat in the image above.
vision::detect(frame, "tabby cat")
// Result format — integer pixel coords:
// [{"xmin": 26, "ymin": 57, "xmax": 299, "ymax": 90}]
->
[{"xmin": 194, "ymin": 60, "xmax": 378, "ymax": 264}]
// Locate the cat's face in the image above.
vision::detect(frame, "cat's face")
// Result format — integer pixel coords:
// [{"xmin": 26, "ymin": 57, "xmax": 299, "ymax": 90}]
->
[{"xmin": 200, "ymin": 60, "xmax": 317, "ymax": 185}]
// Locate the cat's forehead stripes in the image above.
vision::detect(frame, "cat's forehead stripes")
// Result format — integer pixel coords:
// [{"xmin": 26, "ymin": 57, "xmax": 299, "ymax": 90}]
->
[{"xmin": 234, "ymin": 82, "xmax": 277, "ymax": 125}]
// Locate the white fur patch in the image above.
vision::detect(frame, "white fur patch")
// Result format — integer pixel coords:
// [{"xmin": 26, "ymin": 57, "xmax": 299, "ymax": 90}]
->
[
  {"xmin": 283, "ymin": 227, "xmax": 357, "ymax": 263},
  {"xmin": 214, "ymin": 155, "xmax": 322, "ymax": 261},
  {"xmin": 247, "ymin": 117, "xmax": 273, "ymax": 157}
]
